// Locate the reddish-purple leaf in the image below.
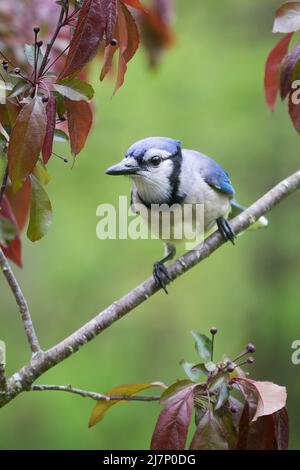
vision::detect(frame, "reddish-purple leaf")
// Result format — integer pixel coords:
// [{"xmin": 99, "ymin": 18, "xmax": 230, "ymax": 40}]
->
[
  {"xmin": 151, "ymin": 384, "xmax": 195, "ymax": 450},
  {"xmin": 233, "ymin": 378, "xmax": 287, "ymax": 422},
  {"xmin": 190, "ymin": 410, "xmax": 229, "ymax": 450},
  {"xmin": 60, "ymin": 0, "xmax": 117, "ymax": 79},
  {"xmin": 264, "ymin": 33, "xmax": 293, "ymax": 110},
  {"xmin": 238, "ymin": 406, "xmax": 276, "ymax": 450},
  {"xmin": 42, "ymin": 95, "xmax": 56, "ymax": 164},
  {"xmin": 65, "ymin": 99, "xmax": 93, "ymax": 155},
  {"xmin": 8, "ymin": 98, "xmax": 47, "ymax": 192},
  {"xmin": 280, "ymin": 39, "xmax": 300, "ymax": 100},
  {"xmin": 273, "ymin": 2, "xmax": 300, "ymax": 33},
  {"xmin": 273, "ymin": 407, "xmax": 289, "ymax": 450},
  {"xmin": 106, "ymin": 0, "xmax": 117, "ymax": 45}
]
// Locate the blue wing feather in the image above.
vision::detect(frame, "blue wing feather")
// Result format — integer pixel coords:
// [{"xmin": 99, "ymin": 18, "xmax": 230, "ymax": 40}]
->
[{"xmin": 192, "ymin": 152, "xmax": 235, "ymax": 197}]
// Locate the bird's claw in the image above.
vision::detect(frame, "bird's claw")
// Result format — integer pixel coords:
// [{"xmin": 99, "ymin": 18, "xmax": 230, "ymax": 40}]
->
[
  {"xmin": 217, "ymin": 217, "xmax": 236, "ymax": 245},
  {"xmin": 153, "ymin": 262, "xmax": 170, "ymax": 294}
]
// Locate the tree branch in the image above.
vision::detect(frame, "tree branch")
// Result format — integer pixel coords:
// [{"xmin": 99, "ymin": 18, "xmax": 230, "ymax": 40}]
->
[
  {"xmin": 30, "ymin": 384, "xmax": 161, "ymax": 402},
  {"xmin": 0, "ymin": 248, "xmax": 41, "ymax": 355},
  {"xmin": 0, "ymin": 169, "xmax": 300, "ymax": 408}
]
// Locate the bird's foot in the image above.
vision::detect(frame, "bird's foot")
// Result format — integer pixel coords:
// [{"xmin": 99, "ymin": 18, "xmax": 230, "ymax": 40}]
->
[
  {"xmin": 217, "ymin": 217, "xmax": 236, "ymax": 245},
  {"xmin": 153, "ymin": 262, "xmax": 171, "ymax": 294}
]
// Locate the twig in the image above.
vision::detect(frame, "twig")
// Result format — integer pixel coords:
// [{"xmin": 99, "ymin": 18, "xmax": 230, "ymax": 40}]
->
[
  {"xmin": 30, "ymin": 384, "xmax": 161, "ymax": 402},
  {"xmin": 0, "ymin": 248, "xmax": 41, "ymax": 355},
  {"xmin": 1, "ymin": 169, "xmax": 300, "ymax": 408},
  {"xmin": 38, "ymin": 7, "xmax": 65, "ymax": 78}
]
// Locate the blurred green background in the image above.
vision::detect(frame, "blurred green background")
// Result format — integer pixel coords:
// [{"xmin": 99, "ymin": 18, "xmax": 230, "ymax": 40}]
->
[{"xmin": 1, "ymin": 0, "xmax": 300, "ymax": 450}]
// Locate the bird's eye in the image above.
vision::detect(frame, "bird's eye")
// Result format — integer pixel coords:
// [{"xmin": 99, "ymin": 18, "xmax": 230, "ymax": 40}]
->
[{"xmin": 150, "ymin": 156, "xmax": 162, "ymax": 166}]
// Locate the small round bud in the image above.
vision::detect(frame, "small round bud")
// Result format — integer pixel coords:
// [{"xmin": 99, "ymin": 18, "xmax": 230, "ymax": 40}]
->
[
  {"xmin": 42, "ymin": 95, "xmax": 49, "ymax": 103},
  {"xmin": 110, "ymin": 38, "xmax": 118, "ymax": 46},
  {"xmin": 210, "ymin": 326, "xmax": 218, "ymax": 336},
  {"xmin": 33, "ymin": 27, "xmax": 40, "ymax": 34},
  {"xmin": 2, "ymin": 60, "xmax": 8, "ymax": 70},
  {"xmin": 63, "ymin": 157, "xmax": 69, "ymax": 163},
  {"xmin": 227, "ymin": 362, "xmax": 235, "ymax": 373},
  {"xmin": 246, "ymin": 343, "xmax": 256, "ymax": 354},
  {"xmin": 247, "ymin": 356, "xmax": 255, "ymax": 364},
  {"xmin": 37, "ymin": 40, "xmax": 43, "ymax": 48},
  {"xmin": 14, "ymin": 67, "xmax": 21, "ymax": 74},
  {"xmin": 230, "ymin": 405, "xmax": 238, "ymax": 413}
]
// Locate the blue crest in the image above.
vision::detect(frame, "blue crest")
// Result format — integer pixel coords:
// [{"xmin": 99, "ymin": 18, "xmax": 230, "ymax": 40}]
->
[{"xmin": 126, "ymin": 137, "xmax": 182, "ymax": 159}]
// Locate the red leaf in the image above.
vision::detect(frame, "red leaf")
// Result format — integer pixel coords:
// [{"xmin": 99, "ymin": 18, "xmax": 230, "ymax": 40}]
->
[
  {"xmin": 42, "ymin": 95, "xmax": 57, "ymax": 164},
  {"xmin": 273, "ymin": 407, "xmax": 289, "ymax": 450},
  {"xmin": 113, "ymin": 1, "xmax": 140, "ymax": 94},
  {"xmin": 151, "ymin": 384, "xmax": 195, "ymax": 450},
  {"xmin": 140, "ymin": 5, "xmax": 175, "ymax": 67},
  {"xmin": 2, "ymin": 236, "xmax": 22, "ymax": 268},
  {"xmin": 280, "ymin": 39, "xmax": 300, "ymax": 100},
  {"xmin": 264, "ymin": 33, "xmax": 293, "ymax": 110},
  {"xmin": 8, "ymin": 98, "xmax": 47, "ymax": 192},
  {"xmin": 0, "ymin": 195, "xmax": 22, "ymax": 267},
  {"xmin": 100, "ymin": 13, "xmax": 121, "ymax": 81},
  {"xmin": 5, "ymin": 177, "xmax": 31, "ymax": 231},
  {"xmin": 65, "ymin": 99, "xmax": 93, "ymax": 155},
  {"xmin": 273, "ymin": 2, "xmax": 300, "ymax": 33},
  {"xmin": 60, "ymin": 0, "xmax": 117, "ymax": 79},
  {"xmin": 121, "ymin": 0, "xmax": 145, "ymax": 10}
]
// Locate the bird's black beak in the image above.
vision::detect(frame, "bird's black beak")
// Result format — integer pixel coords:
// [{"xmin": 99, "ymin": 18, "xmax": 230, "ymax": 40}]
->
[{"xmin": 105, "ymin": 159, "xmax": 139, "ymax": 176}]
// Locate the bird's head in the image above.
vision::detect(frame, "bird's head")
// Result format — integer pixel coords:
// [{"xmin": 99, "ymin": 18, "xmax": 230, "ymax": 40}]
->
[{"xmin": 106, "ymin": 137, "xmax": 183, "ymax": 204}]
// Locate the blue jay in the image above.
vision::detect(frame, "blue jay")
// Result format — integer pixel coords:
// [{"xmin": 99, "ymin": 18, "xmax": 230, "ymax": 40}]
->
[{"xmin": 106, "ymin": 137, "xmax": 266, "ymax": 293}]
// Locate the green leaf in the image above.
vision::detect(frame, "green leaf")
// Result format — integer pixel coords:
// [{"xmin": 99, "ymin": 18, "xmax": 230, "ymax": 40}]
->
[
  {"xmin": 160, "ymin": 380, "xmax": 193, "ymax": 405},
  {"xmin": 0, "ymin": 215, "xmax": 17, "ymax": 245},
  {"xmin": 54, "ymin": 92, "xmax": 66, "ymax": 119},
  {"xmin": 205, "ymin": 361, "xmax": 217, "ymax": 373},
  {"xmin": 180, "ymin": 361, "xmax": 207, "ymax": 382},
  {"xmin": 54, "ymin": 78, "xmax": 94, "ymax": 102},
  {"xmin": 54, "ymin": 129, "xmax": 69, "ymax": 142},
  {"xmin": 215, "ymin": 380, "xmax": 230, "ymax": 411},
  {"xmin": 9, "ymin": 80, "xmax": 29, "ymax": 98},
  {"xmin": 33, "ymin": 160, "xmax": 51, "ymax": 186},
  {"xmin": 24, "ymin": 44, "xmax": 43, "ymax": 69},
  {"xmin": 191, "ymin": 331, "xmax": 212, "ymax": 361},
  {"xmin": 195, "ymin": 403, "xmax": 207, "ymax": 427},
  {"xmin": 27, "ymin": 175, "xmax": 52, "ymax": 242}
]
